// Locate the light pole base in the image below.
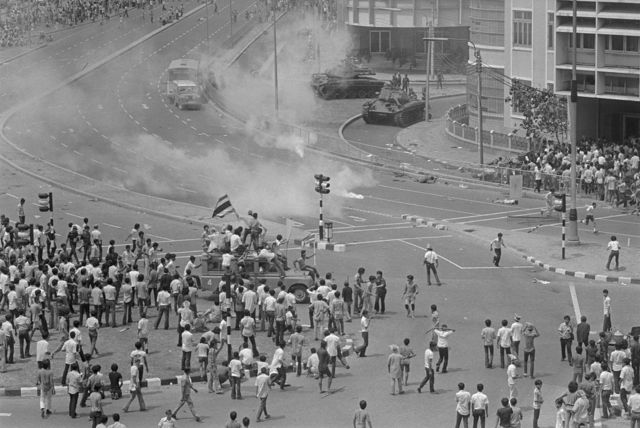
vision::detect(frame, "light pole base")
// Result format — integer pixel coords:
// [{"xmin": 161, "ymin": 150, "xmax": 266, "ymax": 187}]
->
[{"xmin": 566, "ymin": 208, "xmax": 580, "ymax": 244}]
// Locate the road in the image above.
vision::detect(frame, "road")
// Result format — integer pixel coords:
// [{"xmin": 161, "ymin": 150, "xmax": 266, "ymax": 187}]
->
[{"xmin": 1, "ymin": 6, "xmax": 637, "ymax": 428}]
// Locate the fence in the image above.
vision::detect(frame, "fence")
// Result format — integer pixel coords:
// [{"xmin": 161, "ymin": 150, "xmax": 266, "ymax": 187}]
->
[{"xmin": 445, "ymin": 104, "xmax": 533, "ymax": 155}]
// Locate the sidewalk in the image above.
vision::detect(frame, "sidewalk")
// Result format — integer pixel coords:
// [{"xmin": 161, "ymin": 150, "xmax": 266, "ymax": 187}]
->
[{"xmin": 397, "ymin": 119, "xmax": 640, "ymax": 284}]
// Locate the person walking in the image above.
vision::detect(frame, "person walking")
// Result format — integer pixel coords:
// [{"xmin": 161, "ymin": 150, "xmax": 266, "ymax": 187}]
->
[
  {"xmin": 507, "ymin": 355, "xmax": 520, "ymax": 400},
  {"xmin": 602, "ymin": 289, "xmax": 612, "ymax": 332},
  {"xmin": 353, "ymin": 400, "xmax": 373, "ymax": 428},
  {"xmin": 489, "ymin": 233, "xmax": 506, "ymax": 267},
  {"xmin": 228, "ymin": 351, "xmax": 243, "ymax": 399},
  {"xmin": 581, "ymin": 202, "xmax": 598, "ymax": 233},
  {"xmin": 605, "ymin": 236, "xmax": 620, "ymax": 271},
  {"xmin": 481, "ymin": 319, "xmax": 496, "ymax": 369},
  {"xmin": 155, "ymin": 286, "xmax": 172, "ymax": 330},
  {"xmin": 355, "ymin": 310, "xmax": 370, "ymax": 357},
  {"xmin": 399, "ymin": 338, "xmax": 416, "ymax": 386},
  {"xmin": 417, "ymin": 341, "xmax": 436, "ymax": 393},
  {"xmin": 628, "ymin": 385, "xmax": 640, "ymax": 428},
  {"xmin": 455, "ymin": 382, "xmax": 471, "ymax": 428},
  {"xmin": 496, "ymin": 320, "xmax": 512, "ymax": 369},
  {"xmin": 172, "ymin": 368, "xmax": 201, "ymax": 422},
  {"xmin": 435, "ymin": 325, "xmax": 455, "ymax": 373},
  {"xmin": 255, "ymin": 367, "xmax": 272, "ymax": 422},
  {"xmin": 317, "ymin": 340, "xmax": 332, "ymax": 393},
  {"xmin": 423, "ymin": 246, "xmax": 442, "ymax": 285},
  {"xmin": 600, "ymin": 363, "xmax": 615, "ymax": 419},
  {"xmin": 401, "ymin": 275, "xmax": 418, "ymax": 318},
  {"xmin": 388, "ymin": 344, "xmax": 404, "ymax": 395},
  {"xmin": 470, "ymin": 383, "xmax": 489, "ymax": 428},
  {"xmin": 122, "ymin": 362, "xmax": 146, "ymax": 413},
  {"xmin": 558, "ymin": 315, "xmax": 574, "ymax": 366},
  {"xmin": 522, "ymin": 322, "xmax": 540, "ymax": 378},
  {"xmin": 66, "ymin": 363, "xmax": 82, "ymax": 419},
  {"xmin": 36, "ymin": 359, "xmax": 55, "ymax": 418}
]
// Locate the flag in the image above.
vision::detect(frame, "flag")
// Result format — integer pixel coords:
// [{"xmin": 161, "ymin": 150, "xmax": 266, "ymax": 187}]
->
[{"xmin": 212, "ymin": 194, "xmax": 235, "ymax": 218}]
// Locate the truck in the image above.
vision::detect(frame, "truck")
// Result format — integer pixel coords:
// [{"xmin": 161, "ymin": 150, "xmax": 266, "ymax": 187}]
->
[
  {"xmin": 200, "ymin": 253, "xmax": 314, "ymax": 303},
  {"xmin": 166, "ymin": 59, "xmax": 203, "ymax": 110}
]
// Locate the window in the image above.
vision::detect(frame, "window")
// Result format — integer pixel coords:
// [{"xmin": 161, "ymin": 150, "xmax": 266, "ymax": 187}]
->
[
  {"xmin": 582, "ymin": 34, "xmax": 595, "ymax": 49},
  {"xmin": 547, "ymin": 13, "xmax": 554, "ymax": 49},
  {"xmin": 626, "ymin": 36, "xmax": 639, "ymax": 52},
  {"xmin": 513, "ymin": 10, "xmax": 532, "ymax": 47},
  {"xmin": 609, "ymin": 35, "xmax": 624, "ymax": 51},
  {"xmin": 370, "ymin": 31, "xmax": 390, "ymax": 53}
]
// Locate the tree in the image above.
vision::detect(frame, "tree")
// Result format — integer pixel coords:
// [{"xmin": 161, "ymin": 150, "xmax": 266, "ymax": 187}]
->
[{"xmin": 506, "ymin": 80, "xmax": 568, "ymax": 148}]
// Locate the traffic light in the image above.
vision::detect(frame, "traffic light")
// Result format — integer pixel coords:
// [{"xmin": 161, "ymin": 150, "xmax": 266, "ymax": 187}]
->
[
  {"xmin": 16, "ymin": 223, "xmax": 33, "ymax": 246},
  {"xmin": 314, "ymin": 174, "xmax": 330, "ymax": 194},
  {"xmin": 553, "ymin": 193, "xmax": 566, "ymax": 212},
  {"xmin": 38, "ymin": 192, "xmax": 53, "ymax": 212}
]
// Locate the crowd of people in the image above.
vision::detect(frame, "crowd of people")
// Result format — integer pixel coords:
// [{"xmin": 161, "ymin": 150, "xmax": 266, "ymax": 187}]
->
[{"xmin": 509, "ymin": 136, "xmax": 640, "ymax": 212}]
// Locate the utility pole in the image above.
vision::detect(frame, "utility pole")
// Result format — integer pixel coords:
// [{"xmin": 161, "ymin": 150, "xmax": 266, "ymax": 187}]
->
[
  {"xmin": 567, "ymin": 0, "xmax": 580, "ymax": 244},
  {"xmin": 424, "ymin": 33, "xmax": 430, "ymax": 121},
  {"xmin": 273, "ymin": 3, "xmax": 279, "ymax": 114},
  {"xmin": 476, "ymin": 48, "xmax": 483, "ymax": 166},
  {"xmin": 229, "ymin": 0, "xmax": 232, "ymax": 38}
]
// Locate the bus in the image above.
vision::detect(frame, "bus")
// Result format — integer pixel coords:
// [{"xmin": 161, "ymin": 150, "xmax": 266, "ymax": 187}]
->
[{"xmin": 166, "ymin": 59, "xmax": 203, "ymax": 109}]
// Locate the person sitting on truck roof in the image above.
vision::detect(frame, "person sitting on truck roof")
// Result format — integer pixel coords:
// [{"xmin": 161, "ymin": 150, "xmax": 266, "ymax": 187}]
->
[{"xmin": 257, "ymin": 245, "xmax": 285, "ymax": 278}]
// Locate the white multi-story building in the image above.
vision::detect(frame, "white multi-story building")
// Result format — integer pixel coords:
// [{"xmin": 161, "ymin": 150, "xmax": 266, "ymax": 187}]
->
[{"xmin": 468, "ymin": 0, "xmax": 640, "ymax": 141}]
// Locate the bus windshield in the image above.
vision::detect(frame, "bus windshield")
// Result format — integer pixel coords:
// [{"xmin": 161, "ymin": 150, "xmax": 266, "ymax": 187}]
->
[{"xmin": 168, "ymin": 67, "xmax": 198, "ymax": 82}]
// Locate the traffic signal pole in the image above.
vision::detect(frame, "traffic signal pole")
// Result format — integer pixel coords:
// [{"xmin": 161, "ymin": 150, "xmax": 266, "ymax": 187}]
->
[
  {"xmin": 314, "ymin": 174, "xmax": 330, "ymax": 241},
  {"xmin": 319, "ymin": 194, "xmax": 324, "ymax": 241}
]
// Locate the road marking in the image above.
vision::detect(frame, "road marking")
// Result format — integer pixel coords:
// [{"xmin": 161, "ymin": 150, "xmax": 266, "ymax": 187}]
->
[
  {"xmin": 0, "ymin": 413, "xmax": 12, "ymax": 416},
  {"xmin": 146, "ymin": 232, "xmax": 172, "ymax": 241},
  {"xmin": 569, "ymin": 283, "xmax": 582, "ymax": 321},
  {"xmin": 66, "ymin": 212, "xmax": 85, "ymax": 220},
  {"xmin": 443, "ymin": 207, "xmax": 543, "ymax": 222},
  {"xmin": 343, "ymin": 206, "xmax": 395, "ymax": 218},
  {"xmin": 346, "ymin": 236, "xmax": 453, "ymax": 246},
  {"xmin": 5, "ymin": 193, "xmax": 19, "ymax": 199},
  {"xmin": 102, "ymin": 223, "xmax": 122, "ymax": 229},
  {"xmin": 379, "ymin": 184, "xmax": 522, "ymax": 209},
  {"xmin": 333, "ymin": 225, "xmax": 422, "ymax": 234},
  {"xmin": 365, "ymin": 194, "xmax": 475, "ymax": 215},
  {"xmin": 347, "ymin": 216, "xmax": 366, "ymax": 222},
  {"xmin": 113, "ymin": 167, "xmax": 127, "ymax": 174},
  {"xmin": 142, "ymin": 103, "xmax": 149, "ymax": 109},
  {"xmin": 72, "ymin": 150, "xmax": 82, "ymax": 156}
]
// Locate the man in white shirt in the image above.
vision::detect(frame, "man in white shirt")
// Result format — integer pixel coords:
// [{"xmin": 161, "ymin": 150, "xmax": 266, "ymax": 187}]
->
[
  {"xmin": 455, "ymin": 382, "xmax": 471, "ymax": 428},
  {"xmin": 238, "ymin": 343, "xmax": 254, "ymax": 369},
  {"xmin": 434, "ymin": 325, "xmax": 455, "ymax": 373},
  {"xmin": 506, "ymin": 355, "xmax": 520, "ymax": 399},
  {"xmin": 602, "ymin": 288, "xmax": 612, "ymax": 332},
  {"xmin": 510, "ymin": 315, "xmax": 523, "ymax": 357},
  {"xmin": 423, "ymin": 246, "xmax": 441, "ymax": 286},
  {"xmin": 417, "ymin": 341, "xmax": 436, "ymax": 393},
  {"xmin": 270, "ymin": 342, "xmax": 287, "ymax": 389},
  {"xmin": 324, "ymin": 328, "xmax": 348, "ymax": 377},
  {"xmin": 470, "ymin": 383, "xmax": 489, "ymax": 428},
  {"xmin": 181, "ymin": 324, "xmax": 194, "ymax": 371},
  {"xmin": 497, "ymin": 319, "xmax": 512, "ymax": 369}
]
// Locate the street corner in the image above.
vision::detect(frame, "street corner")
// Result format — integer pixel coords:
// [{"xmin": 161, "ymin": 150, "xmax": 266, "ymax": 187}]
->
[
  {"xmin": 522, "ymin": 255, "xmax": 640, "ymax": 285},
  {"xmin": 401, "ymin": 213, "xmax": 448, "ymax": 230}
]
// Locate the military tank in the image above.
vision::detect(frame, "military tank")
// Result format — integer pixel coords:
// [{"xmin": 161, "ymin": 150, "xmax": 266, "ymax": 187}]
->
[
  {"xmin": 361, "ymin": 86, "xmax": 426, "ymax": 127},
  {"xmin": 311, "ymin": 60, "xmax": 385, "ymax": 100}
]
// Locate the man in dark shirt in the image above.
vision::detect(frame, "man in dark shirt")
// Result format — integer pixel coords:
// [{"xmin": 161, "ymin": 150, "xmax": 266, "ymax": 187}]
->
[
  {"xmin": 576, "ymin": 316, "xmax": 591, "ymax": 348},
  {"xmin": 317, "ymin": 340, "xmax": 332, "ymax": 393},
  {"xmin": 495, "ymin": 397, "xmax": 513, "ymax": 428}
]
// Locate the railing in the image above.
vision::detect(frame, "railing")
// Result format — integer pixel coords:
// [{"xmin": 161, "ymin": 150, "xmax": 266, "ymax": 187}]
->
[{"xmin": 445, "ymin": 104, "xmax": 533, "ymax": 154}]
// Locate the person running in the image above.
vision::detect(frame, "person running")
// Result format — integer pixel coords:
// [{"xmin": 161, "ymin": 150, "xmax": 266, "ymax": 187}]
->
[
  {"xmin": 489, "ymin": 233, "xmax": 507, "ymax": 267},
  {"xmin": 581, "ymin": 202, "xmax": 598, "ymax": 233},
  {"xmin": 172, "ymin": 368, "xmax": 201, "ymax": 422},
  {"xmin": 401, "ymin": 275, "xmax": 418, "ymax": 318},
  {"xmin": 481, "ymin": 319, "xmax": 496, "ymax": 369},
  {"xmin": 423, "ymin": 246, "xmax": 442, "ymax": 285}
]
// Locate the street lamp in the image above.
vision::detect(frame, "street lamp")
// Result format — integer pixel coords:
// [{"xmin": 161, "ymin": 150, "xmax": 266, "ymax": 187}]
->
[
  {"xmin": 468, "ymin": 41, "xmax": 483, "ymax": 167},
  {"xmin": 422, "ymin": 36, "xmax": 447, "ymax": 122}
]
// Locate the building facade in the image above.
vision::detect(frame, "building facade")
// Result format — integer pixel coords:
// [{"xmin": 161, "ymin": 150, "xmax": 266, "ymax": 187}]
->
[
  {"xmin": 467, "ymin": 0, "xmax": 640, "ymax": 141},
  {"xmin": 338, "ymin": 0, "xmax": 470, "ymax": 69}
]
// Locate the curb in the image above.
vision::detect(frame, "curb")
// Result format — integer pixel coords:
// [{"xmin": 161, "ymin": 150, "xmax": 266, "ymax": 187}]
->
[
  {"xmin": 401, "ymin": 214, "xmax": 448, "ymax": 230},
  {"xmin": 0, "ymin": 43, "xmax": 47, "ymax": 65},
  {"xmin": 521, "ymin": 255, "xmax": 640, "ymax": 285}
]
